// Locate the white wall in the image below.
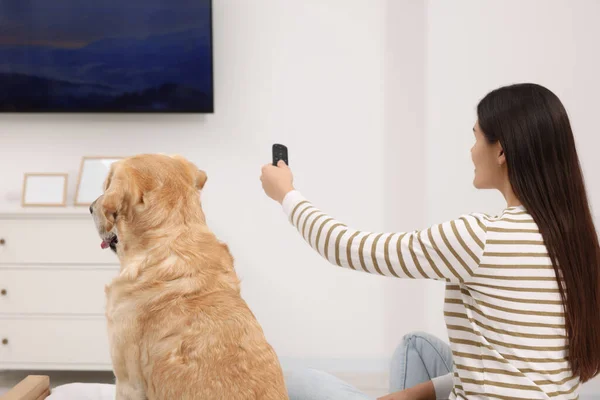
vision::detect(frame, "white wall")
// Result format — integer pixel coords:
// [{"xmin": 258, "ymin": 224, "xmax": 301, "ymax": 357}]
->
[
  {"xmin": 425, "ymin": 0, "xmax": 600, "ymax": 392},
  {"xmin": 0, "ymin": 0, "xmax": 429, "ymax": 374},
  {"xmin": 426, "ymin": 0, "xmax": 600, "ymax": 222}
]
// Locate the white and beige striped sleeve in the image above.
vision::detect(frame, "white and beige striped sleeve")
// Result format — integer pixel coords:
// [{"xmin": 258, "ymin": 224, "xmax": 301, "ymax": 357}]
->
[{"xmin": 282, "ymin": 190, "xmax": 489, "ymax": 283}]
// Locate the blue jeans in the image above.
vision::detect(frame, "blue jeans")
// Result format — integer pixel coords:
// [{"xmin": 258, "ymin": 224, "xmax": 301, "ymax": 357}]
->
[{"xmin": 286, "ymin": 332, "xmax": 454, "ymax": 400}]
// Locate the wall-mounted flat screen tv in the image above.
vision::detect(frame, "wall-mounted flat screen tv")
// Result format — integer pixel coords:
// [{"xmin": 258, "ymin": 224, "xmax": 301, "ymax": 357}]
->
[{"xmin": 0, "ymin": 0, "xmax": 213, "ymax": 113}]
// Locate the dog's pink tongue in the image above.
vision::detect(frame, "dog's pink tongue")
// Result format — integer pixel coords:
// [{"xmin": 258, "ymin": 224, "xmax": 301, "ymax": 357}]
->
[{"xmin": 101, "ymin": 240, "xmax": 110, "ymax": 249}]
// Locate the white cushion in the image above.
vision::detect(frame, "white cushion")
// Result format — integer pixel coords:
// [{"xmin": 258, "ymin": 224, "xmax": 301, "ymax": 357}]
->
[{"xmin": 47, "ymin": 383, "xmax": 115, "ymax": 400}]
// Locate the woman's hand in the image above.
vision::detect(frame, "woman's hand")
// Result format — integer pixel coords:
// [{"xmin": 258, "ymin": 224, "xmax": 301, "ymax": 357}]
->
[
  {"xmin": 260, "ymin": 160, "xmax": 295, "ymax": 204},
  {"xmin": 377, "ymin": 391, "xmax": 410, "ymax": 400},
  {"xmin": 377, "ymin": 381, "xmax": 436, "ymax": 400}
]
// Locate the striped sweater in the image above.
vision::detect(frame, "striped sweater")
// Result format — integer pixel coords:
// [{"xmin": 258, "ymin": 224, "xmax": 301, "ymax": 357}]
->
[{"xmin": 282, "ymin": 190, "xmax": 579, "ymax": 400}]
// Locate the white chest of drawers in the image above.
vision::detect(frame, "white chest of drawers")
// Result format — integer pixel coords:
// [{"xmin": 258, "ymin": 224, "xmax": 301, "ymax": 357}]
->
[{"xmin": 0, "ymin": 208, "xmax": 119, "ymax": 371}]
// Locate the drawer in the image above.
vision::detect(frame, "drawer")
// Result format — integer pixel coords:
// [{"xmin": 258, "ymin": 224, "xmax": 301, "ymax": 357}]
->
[
  {"xmin": 0, "ymin": 317, "xmax": 112, "ymax": 368},
  {"xmin": 0, "ymin": 268, "xmax": 117, "ymax": 315},
  {"xmin": 0, "ymin": 218, "xmax": 117, "ymax": 265}
]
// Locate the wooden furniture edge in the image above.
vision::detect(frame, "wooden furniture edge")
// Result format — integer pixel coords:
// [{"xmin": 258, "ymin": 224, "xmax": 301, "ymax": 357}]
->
[{"xmin": 0, "ymin": 375, "xmax": 50, "ymax": 400}]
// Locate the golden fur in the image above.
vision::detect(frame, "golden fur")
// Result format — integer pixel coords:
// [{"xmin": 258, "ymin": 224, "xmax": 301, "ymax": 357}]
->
[{"xmin": 91, "ymin": 154, "xmax": 288, "ymax": 400}]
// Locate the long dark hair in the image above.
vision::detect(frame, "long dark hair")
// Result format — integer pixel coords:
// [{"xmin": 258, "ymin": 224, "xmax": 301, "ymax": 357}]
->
[{"xmin": 477, "ymin": 83, "xmax": 600, "ymax": 382}]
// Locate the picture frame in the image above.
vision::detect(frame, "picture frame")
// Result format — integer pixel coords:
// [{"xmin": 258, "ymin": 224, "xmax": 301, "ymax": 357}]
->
[
  {"xmin": 21, "ymin": 173, "xmax": 68, "ymax": 207},
  {"xmin": 74, "ymin": 156, "xmax": 124, "ymax": 207}
]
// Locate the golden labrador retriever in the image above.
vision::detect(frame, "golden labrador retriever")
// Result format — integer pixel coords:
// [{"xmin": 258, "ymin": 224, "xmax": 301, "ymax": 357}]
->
[{"xmin": 90, "ymin": 154, "xmax": 288, "ymax": 400}]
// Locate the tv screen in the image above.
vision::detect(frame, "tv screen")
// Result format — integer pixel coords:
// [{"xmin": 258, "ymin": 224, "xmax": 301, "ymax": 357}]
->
[{"xmin": 0, "ymin": 0, "xmax": 214, "ymax": 113}]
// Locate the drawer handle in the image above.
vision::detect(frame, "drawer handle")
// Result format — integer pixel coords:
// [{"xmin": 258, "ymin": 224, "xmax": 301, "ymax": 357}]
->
[
  {"xmin": 0, "ymin": 238, "xmax": 4, "ymax": 245},
  {"xmin": 1, "ymin": 338, "xmax": 7, "ymax": 345},
  {"xmin": 0, "ymin": 289, "xmax": 6, "ymax": 296}
]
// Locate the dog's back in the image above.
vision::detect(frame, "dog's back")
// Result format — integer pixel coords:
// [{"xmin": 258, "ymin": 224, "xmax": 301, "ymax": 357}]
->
[
  {"xmin": 144, "ymin": 240, "xmax": 287, "ymax": 399},
  {"xmin": 144, "ymin": 292, "xmax": 287, "ymax": 399}
]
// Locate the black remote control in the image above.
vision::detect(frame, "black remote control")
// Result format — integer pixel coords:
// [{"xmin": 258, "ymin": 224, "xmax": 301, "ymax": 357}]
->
[{"xmin": 272, "ymin": 143, "xmax": 289, "ymax": 166}]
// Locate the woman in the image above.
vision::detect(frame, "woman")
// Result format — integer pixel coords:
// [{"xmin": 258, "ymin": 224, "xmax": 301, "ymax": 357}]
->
[{"xmin": 262, "ymin": 83, "xmax": 600, "ymax": 399}]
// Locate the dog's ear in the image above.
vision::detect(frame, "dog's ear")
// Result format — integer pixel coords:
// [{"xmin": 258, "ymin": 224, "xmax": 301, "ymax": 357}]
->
[
  {"xmin": 195, "ymin": 169, "xmax": 207, "ymax": 190},
  {"xmin": 169, "ymin": 154, "xmax": 207, "ymax": 190},
  {"xmin": 102, "ymin": 162, "xmax": 139, "ymax": 231}
]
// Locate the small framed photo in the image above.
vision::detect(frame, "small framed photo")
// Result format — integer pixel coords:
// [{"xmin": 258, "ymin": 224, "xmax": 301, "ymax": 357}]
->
[
  {"xmin": 74, "ymin": 156, "xmax": 124, "ymax": 206},
  {"xmin": 21, "ymin": 173, "xmax": 68, "ymax": 207}
]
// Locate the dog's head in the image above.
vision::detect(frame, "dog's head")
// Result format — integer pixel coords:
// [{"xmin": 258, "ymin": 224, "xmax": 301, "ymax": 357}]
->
[{"xmin": 90, "ymin": 154, "xmax": 207, "ymax": 255}]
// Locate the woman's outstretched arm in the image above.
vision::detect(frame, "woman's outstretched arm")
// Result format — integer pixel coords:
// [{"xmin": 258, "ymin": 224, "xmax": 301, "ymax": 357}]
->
[
  {"xmin": 261, "ymin": 161, "xmax": 488, "ymax": 283},
  {"xmin": 282, "ymin": 190, "xmax": 488, "ymax": 283}
]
